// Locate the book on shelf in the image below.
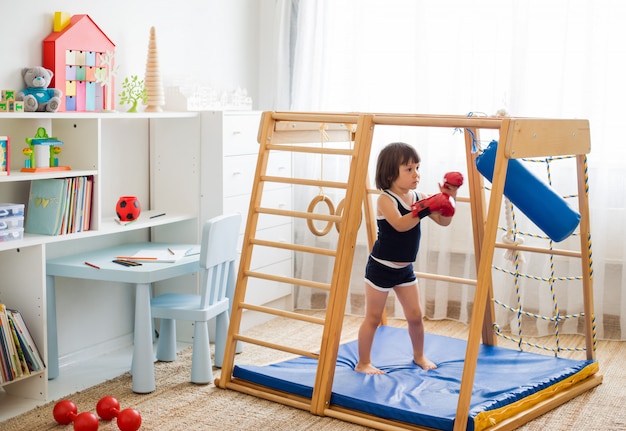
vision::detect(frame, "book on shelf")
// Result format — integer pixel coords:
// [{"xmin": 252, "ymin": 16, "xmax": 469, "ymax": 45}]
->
[
  {"xmin": 25, "ymin": 178, "xmax": 68, "ymax": 235},
  {"xmin": 83, "ymin": 176, "xmax": 93, "ymax": 231},
  {"xmin": 6, "ymin": 312, "xmax": 29, "ymax": 377},
  {"xmin": 0, "ymin": 136, "xmax": 9, "ymax": 176},
  {"xmin": 73, "ymin": 176, "xmax": 85, "ymax": 233},
  {"xmin": 0, "ymin": 313, "xmax": 14, "ymax": 382},
  {"xmin": 8, "ymin": 309, "xmax": 44, "ymax": 373},
  {"xmin": 0, "ymin": 304, "xmax": 20, "ymax": 382},
  {"xmin": 25, "ymin": 176, "xmax": 93, "ymax": 236},
  {"xmin": 0, "ymin": 304, "xmax": 45, "ymax": 384}
]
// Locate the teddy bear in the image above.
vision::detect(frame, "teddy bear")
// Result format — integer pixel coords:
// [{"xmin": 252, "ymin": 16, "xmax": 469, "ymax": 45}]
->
[{"xmin": 16, "ymin": 67, "xmax": 62, "ymax": 112}]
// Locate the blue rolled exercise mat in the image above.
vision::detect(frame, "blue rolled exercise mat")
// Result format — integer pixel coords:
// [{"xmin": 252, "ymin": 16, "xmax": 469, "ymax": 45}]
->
[{"xmin": 474, "ymin": 140, "xmax": 581, "ymax": 242}]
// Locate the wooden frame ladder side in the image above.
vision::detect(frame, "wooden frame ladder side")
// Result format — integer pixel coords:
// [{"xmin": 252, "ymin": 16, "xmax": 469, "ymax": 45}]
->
[
  {"xmin": 463, "ymin": 126, "xmax": 496, "ymax": 346},
  {"xmin": 576, "ymin": 153, "xmax": 596, "ymax": 358},
  {"xmin": 454, "ymin": 118, "xmax": 513, "ymax": 430},
  {"xmin": 311, "ymin": 114, "xmax": 376, "ymax": 415},
  {"xmin": 217, "ymin": 111, "xmax": 370, "ymax": 403},
  {"xmin": 217, "ymin": 110, "xmax": 276, "ymax": 389}
]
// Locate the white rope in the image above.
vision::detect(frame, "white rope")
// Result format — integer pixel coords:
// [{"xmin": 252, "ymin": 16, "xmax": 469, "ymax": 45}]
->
[{"xmin": 502, "ymin": 197, "xmax": 525, "ymax": 264}]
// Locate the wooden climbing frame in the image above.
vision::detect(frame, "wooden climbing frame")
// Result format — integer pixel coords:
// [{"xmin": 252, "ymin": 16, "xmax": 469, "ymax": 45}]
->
[{"xmin": 215, "ymin": 112, "xmax": 600, "ymax": 431}]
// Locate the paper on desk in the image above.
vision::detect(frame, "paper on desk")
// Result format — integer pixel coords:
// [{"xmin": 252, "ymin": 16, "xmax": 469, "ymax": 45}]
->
[{"xmin": 126, "ymin": 248, "xmax": 192, "ymax": 263}]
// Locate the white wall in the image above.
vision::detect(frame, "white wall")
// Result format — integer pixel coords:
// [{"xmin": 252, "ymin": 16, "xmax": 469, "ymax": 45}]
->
[{"xmin": 0, "ymin": 0, "xmax": 264, "ymax": 109}]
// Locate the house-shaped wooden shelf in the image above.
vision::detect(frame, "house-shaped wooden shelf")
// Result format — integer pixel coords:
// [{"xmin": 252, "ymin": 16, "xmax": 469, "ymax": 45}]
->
[{"xmin": 43, "ymin": 14, "xmax": 115, "ymax": 112}]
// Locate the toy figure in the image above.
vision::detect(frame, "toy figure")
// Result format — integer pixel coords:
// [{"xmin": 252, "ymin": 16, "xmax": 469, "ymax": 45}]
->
[
  {"xmin": 22, "ymin": 127, "xmax": 69, "ymax": 172},
  {"xmin": 16, "ymin": 67, "xmax": 62, "ymax": 112}
]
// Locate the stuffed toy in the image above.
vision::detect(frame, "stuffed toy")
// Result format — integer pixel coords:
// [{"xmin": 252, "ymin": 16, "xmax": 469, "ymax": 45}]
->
[{"xmin": 16, "ymin": 67, "xmax": 62, "ymax": 112}]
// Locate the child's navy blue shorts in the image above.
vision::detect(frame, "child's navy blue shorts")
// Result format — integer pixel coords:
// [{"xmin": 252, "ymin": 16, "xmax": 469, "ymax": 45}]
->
[{"xmin": 364, "ymin": 256, "xmax": 416, "ymax": 291}]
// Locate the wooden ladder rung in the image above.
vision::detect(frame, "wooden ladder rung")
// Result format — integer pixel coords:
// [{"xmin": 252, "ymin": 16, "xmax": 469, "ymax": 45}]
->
[
  {"xmin": 494, "ymin": 242, "xmax": 583, "ymax": 258},
  {"xmin": 245, "ymin": 270, "xmax": 332, "ymax": 291},
  {"xmin": 265, "ymin": 144, "xmax": 354, "ymax": 157},
  {"xmin": 261, "ymin": 175, "xmax": 348, "ymax": 190},
  {"xmin": 223, "ymin": 379, "xmax": 315, "ymax": 412},
  {"xmin": 414, "ymin": 271, "xmax": 477, "ymax": 286},
  {"xmin": 234, "ymin": 334, "xmax": 320, "ymax": 360},
  {"xmin": 256, "ymin": 207, "xmax": 342, "ymax": 224},
  {"xmin": 250, "ymin": 238, "xmax": 337, "ymax": 257},
  {"xmin": 266, "ymin": 143, "xmax": 355, "ymax": 156},
  {"xmin": 239, "ymin": 302, "xmax": 327, "ymax": 325}
]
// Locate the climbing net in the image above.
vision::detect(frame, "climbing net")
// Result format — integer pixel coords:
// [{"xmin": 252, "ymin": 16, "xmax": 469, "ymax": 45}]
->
[
  {"xmin": 463, "ymin": 113, "xmax": 596, "ymax": 357},
  {"xmin": 490, "ymin": 154, "xmax": 596, "ymax": 357}
]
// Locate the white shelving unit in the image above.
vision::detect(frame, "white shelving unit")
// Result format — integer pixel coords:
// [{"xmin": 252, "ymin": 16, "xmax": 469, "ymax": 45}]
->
[{"xmin": 0, "ymin": 111, "xmax": 201, "ymax": 410}]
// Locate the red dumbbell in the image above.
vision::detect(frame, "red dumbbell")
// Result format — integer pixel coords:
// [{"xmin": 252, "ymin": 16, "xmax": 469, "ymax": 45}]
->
[
  {"xmin": 53, "ymin": 399, "xmax": 99, "ymax": 431},
  {"xmin": 96, "ymin": 396, "xmax": 142, "ymax": 431}
]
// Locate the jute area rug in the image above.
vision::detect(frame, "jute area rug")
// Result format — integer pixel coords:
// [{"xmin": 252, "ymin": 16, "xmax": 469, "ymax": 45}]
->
[{"xmin": 2, "ymin": 315, "xmax": 625, "ymax": 431}]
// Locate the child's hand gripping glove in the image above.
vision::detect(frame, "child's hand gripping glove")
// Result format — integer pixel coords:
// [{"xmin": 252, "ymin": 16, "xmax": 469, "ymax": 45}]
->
[
  {"xmin": 442, "ymin": 171, "xmax": 464, "ymax": 191},
  {"xmin": 411, "ymin": 193, "xmax": 455, "ymax": 218}
]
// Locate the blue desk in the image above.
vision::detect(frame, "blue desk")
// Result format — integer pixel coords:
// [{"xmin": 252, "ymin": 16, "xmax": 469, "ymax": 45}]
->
[{"xmin": 46, "ymin": 242, "xmax": 200, "ymax": 393}]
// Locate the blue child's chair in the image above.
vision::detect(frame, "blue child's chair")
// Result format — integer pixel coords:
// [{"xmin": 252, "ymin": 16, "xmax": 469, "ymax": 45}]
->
[{"xmin": 150, "ymin": 213, "xmax": 241, "ymax": 384}]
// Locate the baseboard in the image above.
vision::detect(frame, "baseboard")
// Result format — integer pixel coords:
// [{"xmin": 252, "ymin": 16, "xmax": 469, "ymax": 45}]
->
[{"xmin": 58, "ymin": 333, "xmax": 134, "ymax": 369}]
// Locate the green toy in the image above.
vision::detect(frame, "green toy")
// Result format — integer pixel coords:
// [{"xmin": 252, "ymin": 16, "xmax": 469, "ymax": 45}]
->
[
  {"xmin": 22, "ymin": 127, "xmax": 69, "ymax": 172},
  {"xmin": 118, "ymin": 75, "xmax": 148, "ymax": 112}
]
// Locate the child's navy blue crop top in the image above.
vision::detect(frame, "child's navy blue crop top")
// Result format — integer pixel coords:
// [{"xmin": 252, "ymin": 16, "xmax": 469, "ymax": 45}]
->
[{"xmin": 370, "ymin": 190, "xmax": 422, "ymax": 263}]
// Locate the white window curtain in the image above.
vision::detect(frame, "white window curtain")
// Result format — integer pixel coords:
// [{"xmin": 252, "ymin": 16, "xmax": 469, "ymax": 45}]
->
[{"xmin": 271, "ymin": 0, "xmax": 626, "ymax": 340}]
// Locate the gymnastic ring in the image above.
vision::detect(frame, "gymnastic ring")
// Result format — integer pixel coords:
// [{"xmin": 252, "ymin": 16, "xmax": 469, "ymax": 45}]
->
[
  {"xmin": 334, "ymin": 198, "xmax": 362, "ymax": 233},
  {"xmin": 307, "ymin": 195, "xmax": 335, "ymax": 236}
]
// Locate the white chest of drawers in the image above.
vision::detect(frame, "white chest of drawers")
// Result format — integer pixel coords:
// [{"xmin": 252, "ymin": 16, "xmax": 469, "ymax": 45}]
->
[{"xmin": 199, "ymin": 111, "xmax": 293, "ymax": 329}]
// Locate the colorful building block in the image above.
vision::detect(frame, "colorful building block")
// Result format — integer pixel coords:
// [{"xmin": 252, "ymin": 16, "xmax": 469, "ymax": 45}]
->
[
  {"xmin": 10, "ymin": 101, "xmax": 24, "ymax": 112},
  {"xmin": 2, "ymin": 90, "xmax": 15, "ymax": 101}
]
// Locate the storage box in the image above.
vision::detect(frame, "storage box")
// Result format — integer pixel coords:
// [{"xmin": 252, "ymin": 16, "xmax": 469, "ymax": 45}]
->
[
  {"xmin": 0, "ymin": 227, "xmax": 24, "ymax": 242},
  {"xmin": 0, "ymin": 216, "xmax": 24, "ymax": 231},
  {"xmin": 0, "ymin": 203, "xmax": 25, "ymax": 218}
]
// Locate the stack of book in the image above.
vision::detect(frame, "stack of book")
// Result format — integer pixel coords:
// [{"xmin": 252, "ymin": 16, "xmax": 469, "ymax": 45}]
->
[
  {"xmin": 25, "ymin": 176, "xmax": 94, "ymax": 235},
  {"xmin": 0, "ymin": 304, "xmax": 45, "ymax": 383}
]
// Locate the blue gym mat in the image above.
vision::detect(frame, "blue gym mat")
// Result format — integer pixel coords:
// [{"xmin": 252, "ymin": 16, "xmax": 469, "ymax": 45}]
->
[{"xmin": 233, "ymin": 325, "xmax": 596, "ymax": 431}]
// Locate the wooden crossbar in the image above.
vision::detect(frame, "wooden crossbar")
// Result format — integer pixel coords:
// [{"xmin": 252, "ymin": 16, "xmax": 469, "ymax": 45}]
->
[
  {"xmin": 239, "ymin": 303, "xmax": 327, "ymax": 325},
  {"xmin": 261, "ymin": 175, "xmax": 348, "ymax": 189},
  {"xmin": 256, "ymin": 206, "xmax": 342, "ymax": 223},
  {"xmin": 234, "ymin": 334, "xmax": 320, "ymax": 359},
  {"xmin": 494, "ymin": 242, "xmax": 584, "ymax": 258},
  {"xmin": 266, "ymin": 144, "xmax": 355, "ymax": 156},
  {"xmin": 249, "ymin": 238, "xmax": 337, "ymax": 257},
  {"xmin": 245, "ymin": 270, "xmax": 332, "ymax": 291}
]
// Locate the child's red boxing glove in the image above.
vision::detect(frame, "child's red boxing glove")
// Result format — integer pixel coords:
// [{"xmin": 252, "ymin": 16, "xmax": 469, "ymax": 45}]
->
[
  {"xmin": 411, "ymin": 193, "xmax": 455, "ymax": 218},
  {"xmin": 442, "ymin": 171, "xmax": 464, "ymax": 191}
]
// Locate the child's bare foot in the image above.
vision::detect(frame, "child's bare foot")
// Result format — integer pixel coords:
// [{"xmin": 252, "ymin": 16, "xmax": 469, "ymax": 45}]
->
[
  {"xmin": 414, "ymin": 356, "xmax": 437, "ymax": 370},
  {"xmin": 355, "ymin": 362, "xmax": 386, "ymax": 375}
]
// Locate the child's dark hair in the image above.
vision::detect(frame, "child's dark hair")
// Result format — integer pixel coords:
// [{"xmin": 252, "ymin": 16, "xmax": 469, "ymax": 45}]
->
[{"xmin": 375, "ymin": 142, "xmax": 420, "ymax": 190}]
